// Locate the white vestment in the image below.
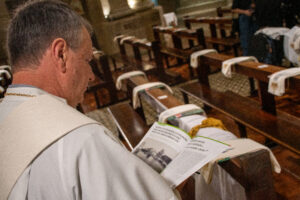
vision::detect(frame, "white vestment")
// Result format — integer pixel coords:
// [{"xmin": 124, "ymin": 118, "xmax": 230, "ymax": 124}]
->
[{"xmin": 0, "ymin": 85, "xmax": 177, "ymax": 200}]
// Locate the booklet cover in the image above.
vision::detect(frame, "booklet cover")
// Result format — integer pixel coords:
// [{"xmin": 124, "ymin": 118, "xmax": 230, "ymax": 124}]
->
[{"xmin": 132, "ymin": 122, "xmax": 230, "ymax": 188}]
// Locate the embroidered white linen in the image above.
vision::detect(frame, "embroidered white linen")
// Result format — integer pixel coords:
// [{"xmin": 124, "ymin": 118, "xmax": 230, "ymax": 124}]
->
[
  {"xmin": 113, "ymin": 34, "xmax": 125, "ymax": 42},
  {"xmin": 0, "ymin": 69, "xmax": 12, "ymax": 79},
  {"xmin": 268, "ymin": 67, "xmax": 300, "ymax": 96},
  {"xmin": 200, "ymin": 138, "xmax": 281, "ymax": 183},
  {"xmin": 116, "ymin": 71, "xmax": 147, "ymax": 90},
  {"xmin": 120, "ymin": 36, "xmax": 135, "ymax": 45},
  {"xmin": 222, "ymin": 56, "xmax": 258, "ymax": 78},
  {"xmin": 0, "ymin": 65, "xmax": 12, "ymax": 71},
  {"xmin": 158, "ymin": 104, "xmax": 205, "ymax": 123},
  {"xmin": 255, "ymin": 27, "xmax": 290, "ymax": 40},
  {"xmin": 190, "ymin": 49, "xmax": 218, "ymax": 68},
  {"xmin": 133, "ymin": 82, "xmax": 173, "ymax": 109}
]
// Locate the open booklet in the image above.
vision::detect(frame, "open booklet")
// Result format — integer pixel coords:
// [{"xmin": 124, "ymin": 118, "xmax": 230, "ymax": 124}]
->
[{"xmin": 132, "ymin": 122, "xmax": 230, "ymax": 188}]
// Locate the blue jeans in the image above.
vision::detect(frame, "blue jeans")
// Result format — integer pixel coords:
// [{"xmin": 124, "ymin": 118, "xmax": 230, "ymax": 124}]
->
[{"xmin": 239, "ymin": 15, "xmax": 258, "ymax": 56}]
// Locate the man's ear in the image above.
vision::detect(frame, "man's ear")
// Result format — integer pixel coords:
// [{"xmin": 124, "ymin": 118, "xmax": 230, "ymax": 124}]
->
[{"xmin": 51, "ymin": 38, "xmax": 68, "ymax": 73}]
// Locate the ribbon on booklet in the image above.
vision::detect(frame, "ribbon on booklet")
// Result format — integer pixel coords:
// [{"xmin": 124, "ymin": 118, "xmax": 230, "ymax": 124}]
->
[
  {"xmin": 158, "ymin": 104, "xmax": 206, "ymax": 123},
  {"xmin": 133, "ymin": 82, "xmax": 173, "ymax": 109},
  {"xmin": 222, "ymin": 56, "xmax": 258, "ymax": 78}
]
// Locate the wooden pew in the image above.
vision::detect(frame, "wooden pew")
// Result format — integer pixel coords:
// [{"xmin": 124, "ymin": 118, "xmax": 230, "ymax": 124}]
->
[
  {"xmin": 113, "ymin": 36, "xmax": 182, "ymax": 85},
  {"xmin": 179, "ymin": 52, "xmax": 300, "ymax": 154},
  {"xmin": 184, "ymin": 17, "xmax": 240, "ymax": 56},
  {"xmin": 85, "ymin": 51, "xmax": 118, "ymax": 109},
  {"xmin": 118, "ymin": 75, "xmax": 276, "ymax": 200},
  {"xmin": 152, "ymin": 26, "xmax": 206, "ymax": 77}
]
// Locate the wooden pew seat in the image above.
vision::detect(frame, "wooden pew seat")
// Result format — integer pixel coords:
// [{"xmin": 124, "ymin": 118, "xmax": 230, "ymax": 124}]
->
[
  {"xmin": 108, "ymin": 102, "xmax": 149, "ymax": 150},
  {"xmin": 180, "ymin": 82, "xmax": 300, "ymax": 154}
]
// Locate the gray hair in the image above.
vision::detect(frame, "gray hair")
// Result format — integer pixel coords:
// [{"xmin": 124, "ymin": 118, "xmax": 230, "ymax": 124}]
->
[{"xmin": 7, "ymin": 0, "xmax": 93, "ymax": 72}]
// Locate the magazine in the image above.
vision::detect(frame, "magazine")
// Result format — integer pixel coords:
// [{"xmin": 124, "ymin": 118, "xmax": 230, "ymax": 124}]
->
[{"xmin": 132, "ymin": 122, "xmax": 230, "ymax": 188}]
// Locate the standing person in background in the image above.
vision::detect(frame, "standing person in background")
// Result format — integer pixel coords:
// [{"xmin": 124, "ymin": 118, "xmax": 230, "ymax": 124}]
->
[{"xmin": 232, "ymin": 0, "xmax": 258, "ymax": 56}]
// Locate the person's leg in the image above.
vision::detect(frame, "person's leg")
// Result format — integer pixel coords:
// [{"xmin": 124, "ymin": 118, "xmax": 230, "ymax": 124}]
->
[{"xmin": 239, "ymin": 15, "xmax": 251, "ymax": 56}]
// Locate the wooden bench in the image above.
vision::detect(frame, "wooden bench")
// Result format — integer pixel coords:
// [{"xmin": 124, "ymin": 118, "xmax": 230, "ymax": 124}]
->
[
  {"xmin": 179, "ymin": 52, "xmax": 300, "ymax": 154},
  {"xmin": 184, "ymin": 17, "xmax": 240, "ymax": 56},
  {"xmin": 85, "ymin": 51, "xmax": 118, "ymax": 109},
  {"xmin": 121, "ymin": 75, "xmax": 276, "ymax": 200},
  {"xmin": 152, "ymin": 26, "xmax": 206, "ymax": 77},
  {"xmin": 113, "ymin": 36, "xmax": 182, "ymax": 85}
]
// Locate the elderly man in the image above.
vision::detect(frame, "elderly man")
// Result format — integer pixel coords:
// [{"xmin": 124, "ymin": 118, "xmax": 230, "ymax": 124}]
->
[{"xmin": 0, "ymin": 0, "xmax": 178, "ymax": 199}]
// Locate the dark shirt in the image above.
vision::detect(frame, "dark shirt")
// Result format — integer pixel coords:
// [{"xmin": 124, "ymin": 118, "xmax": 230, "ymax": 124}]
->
[
  {"xmin": 255, "ymin": 0, "xmax": 282, "ymax": 27},
  {"xmin": 232, "ymin": 0, "xmax": 252, "ymax": 10}
]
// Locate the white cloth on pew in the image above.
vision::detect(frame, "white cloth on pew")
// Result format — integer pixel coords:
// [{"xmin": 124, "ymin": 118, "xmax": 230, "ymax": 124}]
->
[
  {"xmin": 113, "ymin": 34, "xmax": 125, "ymax": 42},
  {"xmin": 268, "ymin": 67, "xmax": 300, "ymax": 96},
  {"xmin": 120, "ymin": 36, "xmax": 135, "ymax": 45},
  {"xmin": 0, "ymin": 69, "xmax": 12, "ymax": 80},
  {"xmin": 283, "ymin": 26, "xmax": 300, "ymax": 66},
  {"xmin": 0, "ymin": 65, "xmax": 12, "ymax": 71},
  {"xmin": 255, "ymin": 27, "xmax": 289, "ymax": 40},
  {"xmin": 163, "ymin": 12, "xmax": 178, "ymax": 26},
  {"xmin": 0, "ymin": 86, "xmax": 4, "ymax": 94},
  {"xmin": 190, "ymin": 49, "xmax": 218, "ymax": 68},
  {"xmin": 116, "ymin": 71, "xmax": 147, "ymax": 90},
  {"xmin": 173, "ymin": 28, "xmax": 187, "ymax": 32},
  {"xmin": 92, "ymin": 50, "xmax": 103, "ymax": 56},
  {"xmin": 200, "ymin": 138, "xmax": 281, "ymax": 184},
  {"xmin": 133, "ymin": 82, "xmax": 173, "ymax": 109},
  {"xmin": 222, "ymin": 56, "xmax": 258, "ymax": 78},
  {"xmin": 158, "ymin": 104, "xmax": 205, "ymax": 123},
  {"xmin": 156, "ymin": 26, "xmax": 173, "ymax": 31}
]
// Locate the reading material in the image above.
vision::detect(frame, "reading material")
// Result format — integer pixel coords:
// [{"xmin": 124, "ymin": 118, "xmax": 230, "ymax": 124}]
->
[{"xmin": 132, "ymin": 122, "xmax": 230, "ymax": 188}]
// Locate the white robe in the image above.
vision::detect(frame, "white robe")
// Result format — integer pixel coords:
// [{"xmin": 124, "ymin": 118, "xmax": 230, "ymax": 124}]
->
[{"xmin": 0, "ymin": 85, "xmax": 177, "ymax": 200}]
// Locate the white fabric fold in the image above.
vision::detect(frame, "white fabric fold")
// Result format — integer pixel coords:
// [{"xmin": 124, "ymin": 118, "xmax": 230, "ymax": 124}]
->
[
  {"xmin": 120, "ymin": 36, "xmax": 135, "ymax": 45},
  {"xmin": 200, "ymin": 138, "xmax": 281, "ymax": 183},
  {"xmin": 222, "ymin": 56, "xmax": 258, "ymax": 78},
  {"xmin": 115, "ymin": 71, "xmax": 147, "ymax": 90},
  {"xmin": 0, "ymin": 65, "xmax": 12, "ymax": 71},
  {"xmin": 133, "ymin": 82, "xmax": 173, "ymax": 109},
  {"xmin": 93, "ymin": 50, "xmax": 103, "ymax": 56},
  {"xmin": 158, "ymin": 104, "xmax": 205, "ymax": 123},
  {"xmin": 268, "ymin": 67, "xmax": 300, "ymax": 96},
  {"xmin": 173, "ymin": 28, "xmax": 186, "ymax": 32},
  {"xmin": 113, "ymin": 35, "xmax": 125, "ymax": 42},
  {"xmin": 190, "ymin": 49, "xmax": 218, "ymax": 68},
  {"xmin": 255, "ymin": 27, "xmax": 290, "ymax": 40},
  {"xmin": 283, "ymin": 26, "xmax": 300, "ymax": 66},
  {"xmin": 0, "ymin": 69, "xmax": 12, "ymax": 79},
  {"xmin": 0, "ymin": 86, "xmax": 4, "ymax": 93}
]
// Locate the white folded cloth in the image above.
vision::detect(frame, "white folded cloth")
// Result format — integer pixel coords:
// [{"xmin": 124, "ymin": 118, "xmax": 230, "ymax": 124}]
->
[
  {"xmin": 190, "ymin": 49, "xmax": 218, "ymax": 68},
  {"xmin": 173, "ymin": 28, "xmax": 187, "ymax": 32},
  {"xmin": 133, "ymin": 38, "xmax": 148, "ymax": 44},
  {"xmin": 163, "ymin": 12, "xmax": 178, "ymax": 26},
  {"xmin": 158, "ymin": 104, "xmax": 205, "ymax": 123},
  {"xmin": 200, "ymin": 138, "xmax": 281, "ymax": 183},
  {"xmin": 0, "ymin": 65, "xmax": 12, "ymax": 71},
  {"xmin": 156, "ymin": 26, "xmax": 173, "ymax": 31},
  {"xmin": 0, "ymin": 86, "xmax": 4, "ymax": 94},
  {"xmin": 222, "ymin": 56, "xmax": 258, "ymax": 78},
  {"xmin": 120, "ymin": 36, "xmax": 135, "ymax": 45},
  {"xmin": 113, "ymin": 35, "xmax": 125, "ymax": 42},
  {"xmin": 133, "ymin": 82, "xmax": 173, "ymax": 109},
  {"xmin": 0, "ymin": 69, "xmax": 12, "ymax": 80},
  {"xmin": 283, "ymin": 26, "xmax": 300, "ymax": 66},
  {"xmin": 93, "ymin": 50, "xmax": 103, "ymax": 56},
  {"xmin": 255, "ymin": 27, "xmax": 290, "ymax": 40},
  {"xmin": 116, "ymin": 71, "xmax": 147, "ymax": 90},
  {"xmin": 268, "ymin": 67, "xmax": 300, "ymax": 96}
]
